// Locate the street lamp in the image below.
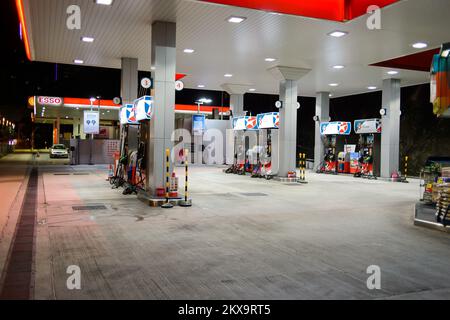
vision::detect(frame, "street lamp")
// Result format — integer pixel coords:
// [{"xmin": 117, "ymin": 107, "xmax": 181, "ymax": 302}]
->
[
  {"xmin": 90, "ymin": 97, "xmax": 96, "ymax": 110},
  {"xmin": 195, "ymin": 98, "xmax": 213, "ymax": 114}
]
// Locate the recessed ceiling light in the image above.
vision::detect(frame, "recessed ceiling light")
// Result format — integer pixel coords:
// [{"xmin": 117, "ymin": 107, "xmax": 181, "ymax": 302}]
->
[
  {"xmin": 368, "ymin": 86, "xmax": 377, "ymax": 90},
  {"xmin": 197, "ymin": 85, "xmax": 205, "ymax": 88},
  {"xmin": 327, "ymin": 31, "xmax": 348, "ymax": 38},
  {"xmin": 224, "ymin": 74, "xmax": 233, "ymax": 78},
  {"xmin": 329, "ymin": 83, "xmax": 339, "ymax": 87},
  {"xmin": 249, "ymin": 88, "xmax": 256, "ymax": 92},
  {"xmin": 74, "ymin": 59, "xmax": 84, "ymax": 64},
  {"xmin": 332, "ymin": 65, "xmax": 345, "ymax": 69},
  {"xmin": 95, "ymin": 0, "xmax": 113, "ymax": 5},
  {"xmin": 183, "ymin": 48, "xmax": 195, "ymax": 54},
  {"xmin": 227, "ymin": 16, "xmax": 246, "ymax": 24},
  {"xmin": 265, "ymin": 58, "xmax": 276, "ymax": 62},
  {"xmin": 387, "ymin": 70, "xmax": 399, "ymax": 75},
  {"xmin": 329, "ymin": 94, "xmax": 333, "ymax": 97},
  {"xmin": 81, "ymin": 36, "xmax": 94, "ymax": 43},
  {"xmin": 412, "ymin": 42, "xmax": 428, "ymax": 49},
  {"xmin": 150, "ymin": 66, "xmax": 155, "ymax": 70}
]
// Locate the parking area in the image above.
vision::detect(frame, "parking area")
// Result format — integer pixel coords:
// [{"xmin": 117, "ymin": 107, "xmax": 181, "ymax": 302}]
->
[{"xmin": 20, "ymin": 159, "xmax": 449, "ymax": 300}]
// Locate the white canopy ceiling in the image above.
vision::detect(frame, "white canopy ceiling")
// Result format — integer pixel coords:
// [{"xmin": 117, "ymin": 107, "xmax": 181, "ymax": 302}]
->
[{"xmin": 22, "ymin": 0, "xmax": 450, "ymax": 97}]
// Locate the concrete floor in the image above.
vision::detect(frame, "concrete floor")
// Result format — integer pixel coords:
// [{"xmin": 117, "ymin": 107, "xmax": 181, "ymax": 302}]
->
[{"xmin": 1, "ymin": 153, "xmax": 450, "ymax": 300}]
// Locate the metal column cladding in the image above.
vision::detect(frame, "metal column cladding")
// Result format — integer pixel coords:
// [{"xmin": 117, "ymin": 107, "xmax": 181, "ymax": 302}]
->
[
  {"xmin": 380, "ymin": 78, "xmax": 401, "ymax": 178},
  {"xmin": 147, "ymin": 21, "xmax": 176, "ymax": 195}
]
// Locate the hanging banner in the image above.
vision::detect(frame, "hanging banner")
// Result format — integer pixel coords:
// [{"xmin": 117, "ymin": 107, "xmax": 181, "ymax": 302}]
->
[
  {"xmin": 354, "ymin": 119, "xmax": 382, "ymax": 134},
  {"xmin": 320, "ymin": 121, "xmax": 351, "ymax": 135},
  {"xmin": 84, "ymin": 111, "xmax": 100, "ymax": 134},
  {"xmin": 120, "ymin": 104, "xmax": 139, "ymax": 125},
  {"xmin": 430, "ymin": 45, "xmax": 450, "ymax": 117},
  {"xmin": 192, "ymin": 114, "xmax": 206, "ymax": 136},
  {"xmin": 135, "ymin": 96, "xmax": 154, "ymax": 121},
  {"xmin": 257, "ymin": 112, "xmax": 280, "ymax": 129}
]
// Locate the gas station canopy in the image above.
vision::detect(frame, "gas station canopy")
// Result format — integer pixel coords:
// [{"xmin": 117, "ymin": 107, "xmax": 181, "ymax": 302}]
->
[{"xmin": 18, "ymin": 0, "xmax": 450, "ymax": 97}]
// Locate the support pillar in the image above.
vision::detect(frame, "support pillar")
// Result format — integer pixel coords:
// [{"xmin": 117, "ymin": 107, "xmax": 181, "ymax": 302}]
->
[
  {"xmin": 380, "ymin": 78, "xmax": 401, "ymax": 178},
  {"xmin": 53, "ymin": 117, "xmax": 60, "ymax": 145},
  {"xmin": 147, "ymin": 21, "xmax": 176, "ymax": 195},
  {"xmin": 73, "ymin": 118, "xmax": 80, "ymax": 138},
  {"xmin": 221, "ymin": 84, "xmax": 252, "ymax": 165},
  {"xmin": 221, "ymin": 84, "xmax": 251, "ymax": 117},
  {"xmin": 230, "ymin": 94, "xmax": 244, "ymax": 117},
  {"xmin": 314, "ymin": 92, "xmax": 330, "ymax": 171},
  {"xmin": 268, "ymin": 66, "xmax": 311, "ymax": 178},
  {"xmin": 278, "ymin": 80, "xmax": 299, "ymax": 177},
  {"xmin": 121, "ymin": 58, "xmax": 138, "ymax": 104}
]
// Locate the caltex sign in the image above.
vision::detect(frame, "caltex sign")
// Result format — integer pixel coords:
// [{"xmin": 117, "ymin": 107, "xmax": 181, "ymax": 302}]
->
[
  {"xmin": 320, "ymin": 121, "xmax": 352, "ymax": 135},
  {"xmin": 135, "ymin": 96, "xmax": 154, "ymax": 121}
]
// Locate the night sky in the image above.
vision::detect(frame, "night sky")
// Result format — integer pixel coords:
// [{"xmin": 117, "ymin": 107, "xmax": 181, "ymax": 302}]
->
[{"xmin": 1, "ymin": 0, "xmax": 449, "ymax": 174}]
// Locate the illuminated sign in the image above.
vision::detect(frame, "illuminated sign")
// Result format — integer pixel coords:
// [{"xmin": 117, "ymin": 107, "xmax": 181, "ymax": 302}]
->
[
  {"xmin": 120, "ymin": 104, "xmax": 139, "ymax": 125},
  {"xmin": 320, "ymin": 121, "xmax": 351, "ymax": 135},
  {"xmin": 37, "ymin": 96, "xmax": 63, "ymax": 106},
  {"xmin": 141, "ymin": 78, "xmax": 152, "ymax": 89},
  {"xmin": 354, "ymin": 119, "xmax": 382, "ymax": 134},
  {"xmin": 257, "ymin": 112, "xmax": 279, "ymax": 129},
  {"xmin": 135, "ymin": 96, "xmax": 154, "ymax": 121},
  {"xmin": 175, "ymin": 80, "xmax": 184, "ymax": 91},
  {"xmin": 84, "ymin": 111, "xmax": 100, "ymax": 135},
  {"xmin": 192, "ymin": 114, "xmax": 206, "ymax": 136},
  {"xmin": 232, "ymin": 116, "xmax": 258, "ymax": 131}
]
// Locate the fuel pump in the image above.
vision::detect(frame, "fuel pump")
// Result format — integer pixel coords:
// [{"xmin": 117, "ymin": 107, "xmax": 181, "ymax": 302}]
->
[
  {"xmin": 257, "ymin": 112, "xmax": 280, "ymax": 180},
  {"xmin": 354, "ymin": 119, "xmax": 382, "ymax": 178},
  {"xmin": 318, "ymin": 121, "xmax": 352, "ymax": 174},
  {"xmin": 226, "ymin": 116, "xmax": 258, "ymax": 175}
]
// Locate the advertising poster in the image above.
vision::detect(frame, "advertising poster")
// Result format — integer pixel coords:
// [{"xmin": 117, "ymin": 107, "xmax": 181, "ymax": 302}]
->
[
  {"xmin": 83, "ymin": 111, "xmax": 100, "ymax": 135},
  {"xmin": 192, "ymin": 114, "xmax": 206, "ymax": 136}
]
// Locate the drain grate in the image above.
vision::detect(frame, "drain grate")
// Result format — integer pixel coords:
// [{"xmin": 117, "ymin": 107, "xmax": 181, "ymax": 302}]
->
[
  {"xmin": 72, "ymin": 205, "xmax": 107, "ymax": 211},
  {"xmin": 73, "ymin": 173, "xmax": 89, "ymax": 176},
  {"xmin": 239, "ymin": 193, "xmax": 268, "ymax": 197},
  {"xmin": 54, "ymin": 173, "xmax": 70, "ymax": 176}
]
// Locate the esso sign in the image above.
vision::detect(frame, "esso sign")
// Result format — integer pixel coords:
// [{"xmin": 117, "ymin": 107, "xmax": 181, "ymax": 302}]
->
[{"xmin": 38, "ymin": 96, "xmax": 63, "ymax": 106}]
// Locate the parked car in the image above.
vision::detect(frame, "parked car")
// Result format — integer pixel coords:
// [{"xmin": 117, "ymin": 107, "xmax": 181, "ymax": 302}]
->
[{"xmin": 49, "ymin": 144, "xmax": 69, "ymax": 159}]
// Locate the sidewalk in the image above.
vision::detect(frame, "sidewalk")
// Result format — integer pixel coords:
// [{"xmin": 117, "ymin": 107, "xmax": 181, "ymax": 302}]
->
[{"xmin": 0, "ymin": 154, "xmax": 32, "ymax": 284}]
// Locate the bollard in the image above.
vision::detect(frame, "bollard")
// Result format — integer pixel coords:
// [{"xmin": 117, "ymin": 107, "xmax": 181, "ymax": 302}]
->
[
  {"xmin": 403, "ymin": 156, "xmax": 409, "ymax": 183},
  {"xmin": 180, "ymin": 149, "xmax": 192, "ymax": 207},
  {"xmin": 298, "ymin": 153, "xmax": 308, "ymax": 184},
  {"xmin": 161, "ymin": 148, "xmax": 174, "ymax": 209}
]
